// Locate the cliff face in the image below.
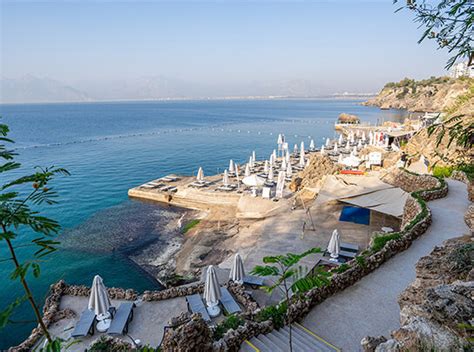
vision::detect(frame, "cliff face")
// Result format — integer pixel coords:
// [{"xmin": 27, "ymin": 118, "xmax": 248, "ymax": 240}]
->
[{"xmin": 364, "ymin": 77, "xmax": 473, "ymax": 112}]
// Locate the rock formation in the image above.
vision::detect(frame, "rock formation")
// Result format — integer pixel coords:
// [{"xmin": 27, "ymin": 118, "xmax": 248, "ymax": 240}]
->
[
  {"xmin": 290, "ymin": 154, "xmax": 342, "ymax": 192},
  {"xmin": 363, "ymin": 77, "xmax": 473, "ymax": 112}
]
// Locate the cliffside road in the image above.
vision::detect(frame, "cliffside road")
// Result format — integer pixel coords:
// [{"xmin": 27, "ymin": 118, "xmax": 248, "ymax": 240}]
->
[{"xmin": 302, "ymin": 179, "xmax": 470, "ymax": 351}]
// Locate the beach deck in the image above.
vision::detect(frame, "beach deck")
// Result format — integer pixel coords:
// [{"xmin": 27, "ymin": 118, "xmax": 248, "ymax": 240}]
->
[{"xmin": 128, "ymin": 173, "xmax": 292, "ymax": 219}]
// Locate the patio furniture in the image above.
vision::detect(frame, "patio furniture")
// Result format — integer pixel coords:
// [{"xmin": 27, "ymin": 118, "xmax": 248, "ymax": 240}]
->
[
  {"xmin": 243, "ymin": 275, "xmax": 264, "ymax": 288},
  {"xmin": 338, "ymin": 250, "xmax": 357, "ymax": 259},
  {"xmin": 71, "ymin": 309, "xmax": 96, "ymax": 338},
  {"xmin": 186, "ymin": 294, "xmax": 211, "ymax": 322},
  {"xmin": 108, "ymin": 302, "xmax": 135, "ymax": 335},
  {"xmin": 220, "ymin": 287, "xmax": 241, "ymax": 314},
  {"xmin": 340, "ymin": 242, "xmax": 359, "ymax": 253}
]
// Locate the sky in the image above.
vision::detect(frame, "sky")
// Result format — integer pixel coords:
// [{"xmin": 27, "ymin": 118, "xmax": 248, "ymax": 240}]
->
[{"xmin": 0, "ymin": 0, "xmax": 451, "ymax": 96}]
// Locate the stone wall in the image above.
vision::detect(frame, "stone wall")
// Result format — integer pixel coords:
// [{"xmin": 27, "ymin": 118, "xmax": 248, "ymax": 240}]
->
[
  {"xmin": 161, "ymin": 313, "xmax": 213, "ymax": 351},
  {"xmin": 401, "ymin": 195, "xmax": 422, "ymax": 230},
  {"xmin": 381, "ymin": 168, "xmax": 441, "ymax": 193},
  {"xmin": 142, "ymin": 282, "xmax": 204, "ymax": 301}
]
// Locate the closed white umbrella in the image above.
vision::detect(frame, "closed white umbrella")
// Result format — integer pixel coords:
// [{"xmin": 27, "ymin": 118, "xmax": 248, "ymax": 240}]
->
[
  {"xmin": 223, "ymin": 169, "xmax": 229, "ymax": 186},
  {"xmin": 242, "ymin": 174, "xmax": 265, "ymax": 187},
  {"xmin": 196, "ymin": 167, "xmax": 204, "ymax": 182},
  {"xmin": 229, "ymin": 160, "xmax": 235, "ymax": 174},
  {"xmin": 277, "ymin": 133, "xmax": 283, "ymax": 145},
  {"xmin": 281, "ymin": 158, "xmax": 287, "ymax": 171},
  {"xmin": 357, "ymin": 139, "xmax": 362, "ymax": 149},
  {"xmin": 300, "ymin": 141, "xmax": 305, "ymax": 154},
  {"xmin": 320, "ymin": 145, "xmax": 325, "ymax": 155},
  {"xmin": 286, "ymin": 162, "xmax": 292, "ymax": 177},
  {"xmin": 338, "ymin": 134, "xmax": 343, "ymax": 145},
  {"xmin": 235, "ymin": 164, "xmax": 240, "ymax": 187},
  {"xmin": 264, "ymin": 160, "xmax": 269, "ymax": 174},
  {"xmin": 309, "ymin": 139, "xmax": 315, "ymax": 150},
  {"xmin": 268, "ymin": 165, "xmax": 274, "ymax": 182},
  {"xmin": 269, "ymin": 153, "xmax": 274, "ymax": 165},
  {"xmin": 204, "ymin": 265, "xmax": 222, "ymax": 317},
  {"xmin": 362, "ymin": 131, "xmax": 366, "ymax": 141},
  {"xmin": 327, "ymin": 229, "xmax": 340, "ymax": 260},
  {"xmin": 293, "ymin": 144, "xmax": 298, "ymax": 154},
  {"xmin": 275, "ymin": 171, "xmax": 285, "ymax": 198},
  {"xmin": 285, "ymin": 150, "xmax": 290, "ymax": 163},
  {"xmin": 333, "ymin": 143, "xmax": 338, "ymax": 153},
  {"xmin": 384, "ymin": 136, "xmax": 389, "ymax": 148},
  {"xmin": 353, "ymin": 146, "xmax": 358, "ymax": 155},
  {"xmin": 244, "ymin": 163, "xmax": 251, "ymax": 177},
  {"xmin": 252, "ymin": 151, "xmax": 256, "ymax": 163},
  {"xmin": 249, "ymin": 156, "xmax": 254, "ymax": 168},
  {"xmin": 350, "ymin": 132, "xmax": 355, "ymax": 144},
  {"xmin": 230, "ymin": 253, "xmax": 245, "ymax": 284},
  {"xmin": 345, "ymin": 140, "xmax": 350, "ymax": 150},
  {"xmin": 299, "ymin": 148, "xmax": 305, "ymax": 167},
  {"xmin": 325, "ymin": 138, "xmax": 330, "ymax": 147},
  {"xmin": 272, "ymin": 149, "xmax": 277, "ymax": 161},
  {"xmin": 88, "ymin": 275, "xmax": 111, "ymax": 316}
]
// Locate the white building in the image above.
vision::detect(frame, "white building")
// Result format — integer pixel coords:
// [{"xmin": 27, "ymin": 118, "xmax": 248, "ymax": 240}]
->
[{"xmin": 450, "ymin": 61, "xmax": 474, "ymax": 78}]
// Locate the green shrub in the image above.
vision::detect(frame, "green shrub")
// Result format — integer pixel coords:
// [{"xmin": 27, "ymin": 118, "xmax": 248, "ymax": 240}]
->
[
  {"xmin": 333, "ymin": 263, "xmax": 350, "ymax": 274},
  {"xmin": 255, "ymin": 303, "xmax": 287, "ymax": 329},
  {"xmin": 355, "ymin": 255, "xmax": 366, "ymax": 269},
  {"xmin": 181, "ymin": 219, "xmax": 200, "ymax": 233},
  {"xmin": 371, "ymin": 233, "xmax": 402, "ymax": 252},
  {"xmin": 213, "ymin": 314, "xmax": 245, "ymax": 340},
  {"xmin": 433, "ymin": 166, "xmax": 454, "ymax": 178}
]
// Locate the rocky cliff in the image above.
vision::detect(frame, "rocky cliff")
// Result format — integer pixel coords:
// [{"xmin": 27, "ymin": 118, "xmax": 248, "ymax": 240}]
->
[
  {"xmin": 362, "ymin": 236, "xmax": 474, "ymax": 352},
  {"xmin": 363, "ymin": 76, "xmax": 473, "ymax": 112}
]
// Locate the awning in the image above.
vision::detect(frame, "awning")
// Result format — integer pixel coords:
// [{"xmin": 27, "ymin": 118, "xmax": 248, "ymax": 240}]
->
[
  {"xmin": 316, "ymin": 175, "xmax": 408, "ymax": 218},
  {"xmin": 386, "ymin": 130, "xmax": 414, "ymax": 138}
]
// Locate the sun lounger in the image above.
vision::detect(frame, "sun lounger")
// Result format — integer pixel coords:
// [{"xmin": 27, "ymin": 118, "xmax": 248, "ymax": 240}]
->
[
  {"xmin": 341, "ymin": 242, "xmax": 359, "ymax": 253},
  {"xmin": 108, "ymin": 302, "xmax": 135, "ymax": 335},
  {"xmin": 243, "ymin": 275, "xmax": 264, "ymax": 287},
  {"xmin": 186, "ymin": 294, "xmax": 211, "ymax": 322},
  {"xmin": 71, "ymin": 309, "xmax": 95, "ymax": 338},
  {"xmin": 168, "ymin": 186, "xmax": 177, "ymax": 193},
  {"xmin": 220, "ymin": 287, "xmax": 241, "ymax": 315},
  {"xmin": 339, "ymin": 250, "xmax": 357, "ymax": 259},
  {"xmin": 217, "ymin": 185, "xmax": 234, "ymax": 192}
]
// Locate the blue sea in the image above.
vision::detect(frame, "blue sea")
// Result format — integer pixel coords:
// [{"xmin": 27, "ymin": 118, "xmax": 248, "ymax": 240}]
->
[{"xmin": 0, "ymin": 99, "xmax": 406, "ymax": 348}]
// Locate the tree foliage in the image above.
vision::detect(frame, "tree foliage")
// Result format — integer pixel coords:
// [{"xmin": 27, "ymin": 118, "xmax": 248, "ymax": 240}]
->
[
  {"xmin": 0, "ymin": 119, "xmax": 69, "ymax": 344},
  {"xmin": 395, "ymin": 0, "xmax": 473, "ymax": 69}
]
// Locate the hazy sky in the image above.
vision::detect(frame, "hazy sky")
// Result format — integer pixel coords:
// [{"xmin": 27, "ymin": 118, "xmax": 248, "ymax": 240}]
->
[{"xmin": 1, "ymin": 0, "xmax": 450, "ymax": 94}]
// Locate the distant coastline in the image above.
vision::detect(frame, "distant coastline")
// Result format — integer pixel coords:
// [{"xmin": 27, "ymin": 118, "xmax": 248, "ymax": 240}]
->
[{"xmin": 0, "ymin": 94, "xmax": 376, "ymax": 106}]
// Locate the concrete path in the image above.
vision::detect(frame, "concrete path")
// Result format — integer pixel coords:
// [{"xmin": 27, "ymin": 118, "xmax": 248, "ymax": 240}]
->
[{"xmin": 302, "ymin": 179, "xmax": 471, "ymax": 351}]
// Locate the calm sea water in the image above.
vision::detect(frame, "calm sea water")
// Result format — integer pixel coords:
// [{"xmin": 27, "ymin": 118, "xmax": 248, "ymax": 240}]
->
[{"xmin": 0, "ymin": 99, "xmax": 406, "ymax": 348}]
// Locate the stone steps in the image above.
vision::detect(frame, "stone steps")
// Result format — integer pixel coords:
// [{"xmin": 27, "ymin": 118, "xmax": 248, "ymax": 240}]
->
[{"xmin": 239, "ymin": 323, "xmax": 340, "ymax": 352}]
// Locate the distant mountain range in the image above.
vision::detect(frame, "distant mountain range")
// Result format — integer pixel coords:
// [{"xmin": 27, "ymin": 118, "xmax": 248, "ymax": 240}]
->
[
  {"xmin": 0, "ymin": 75, "xmax": 375, "ymax": 104},
  {"xmin": 0, "ymin": 75, "xmax": 91, "ymax": 104}
]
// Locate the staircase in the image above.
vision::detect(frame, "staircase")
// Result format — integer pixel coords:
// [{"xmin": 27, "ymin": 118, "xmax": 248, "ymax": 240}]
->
[{"xmin": 239, "ymin": 323, "xmax": 340, "ymax": 352}]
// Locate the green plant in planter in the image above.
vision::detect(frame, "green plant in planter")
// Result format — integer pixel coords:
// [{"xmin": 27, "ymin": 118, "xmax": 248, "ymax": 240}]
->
[
  {"xmin": 355, "ymin": 255, "xmax": 366, "ymax": 269},
  {"xmin": 333, "ymin": 263, "xmax": 350, "ymax": 274},
  {"xmin": 255, "ymin": 303, "xmax": 287, "ymax": 329},
  {"xmin": 371, "ymin": 233, "xmax": 402, "ymax": 253},
  {"xmin": 213, "ymin": 314, "xmax": 245, "ymax": 340}
]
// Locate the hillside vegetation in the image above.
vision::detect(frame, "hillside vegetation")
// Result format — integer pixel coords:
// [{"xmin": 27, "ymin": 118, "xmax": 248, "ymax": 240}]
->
[{"xmin": 364, "ymin": 76, "xmax": 473, "ymax": 112}]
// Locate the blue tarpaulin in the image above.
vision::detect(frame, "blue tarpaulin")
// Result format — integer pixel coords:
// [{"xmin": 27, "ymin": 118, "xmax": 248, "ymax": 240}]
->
[{"xmin": 339, "ymin": 206, "xmax": 370, "ymax": 225}]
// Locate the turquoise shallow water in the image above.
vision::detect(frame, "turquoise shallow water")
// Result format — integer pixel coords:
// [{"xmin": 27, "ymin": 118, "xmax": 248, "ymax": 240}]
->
[{"xmin": 0, "ymin": 99, "xmax": 406, "ymax": 347}]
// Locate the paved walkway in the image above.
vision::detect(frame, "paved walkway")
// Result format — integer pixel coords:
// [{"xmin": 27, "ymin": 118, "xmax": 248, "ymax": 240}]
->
[{"xmin": 302, "ymin": 179, "xmax": 471, "ymax": 351}]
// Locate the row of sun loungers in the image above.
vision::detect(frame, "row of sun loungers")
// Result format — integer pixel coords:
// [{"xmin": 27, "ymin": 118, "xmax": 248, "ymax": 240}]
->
[{"xmin": 71, "ymin": 302, "xmax": 135, "ymax": 338}]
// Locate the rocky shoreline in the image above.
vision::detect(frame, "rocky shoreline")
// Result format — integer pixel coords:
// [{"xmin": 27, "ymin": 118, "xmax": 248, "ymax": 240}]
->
[{"xmin": 363, "ymin": 76, "xmax": 472, "ymax": 112}]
